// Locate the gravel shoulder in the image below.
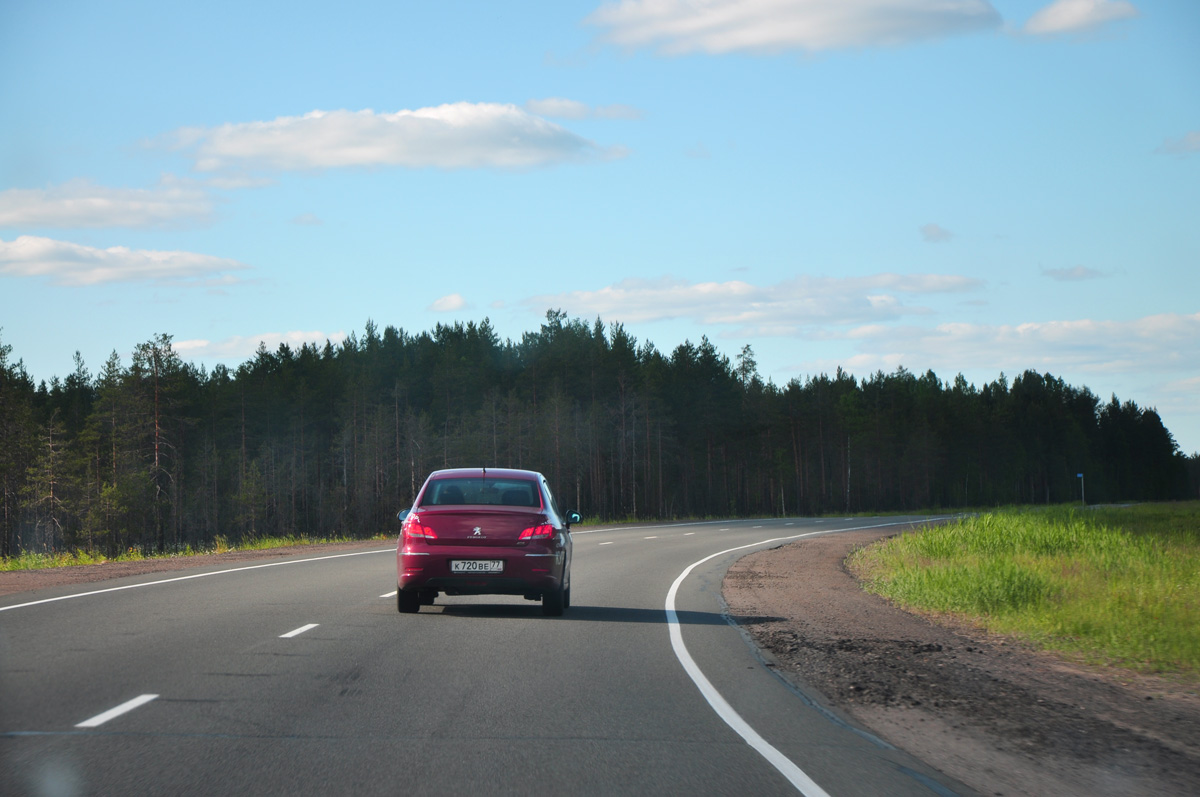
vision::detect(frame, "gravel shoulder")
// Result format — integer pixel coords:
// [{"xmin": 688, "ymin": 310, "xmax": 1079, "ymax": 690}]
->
[
  {"xmin": 0, "ymin": 539, "xmax": 392, "ymax": 598},
  {"xmin": 722, "ymin": 527, "xmax": 1200, "ymax": 797}
]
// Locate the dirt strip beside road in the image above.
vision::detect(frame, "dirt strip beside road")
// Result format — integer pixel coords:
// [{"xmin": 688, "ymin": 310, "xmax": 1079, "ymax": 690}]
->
[
  {"xmin": 0, "ymin": 539, "xmax": 391, "ymax": 598},
  {"xmin": 722, "ymin": 528, "xmax": 1200, "ymax": 797}
]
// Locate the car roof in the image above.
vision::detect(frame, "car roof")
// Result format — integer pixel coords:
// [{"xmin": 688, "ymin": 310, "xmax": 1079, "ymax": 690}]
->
[{"xmin": 426, "ymin": 467, "xmax": 543, "ymax": 481}]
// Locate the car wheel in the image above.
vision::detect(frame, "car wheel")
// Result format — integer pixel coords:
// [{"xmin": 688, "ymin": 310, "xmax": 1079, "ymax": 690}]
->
[
  {"xmin": 542, "ymin": 582, "xmax": 565, "ymax": 617},
  {"xmin": 420, "ymin": 590, "xmax": 437, "ymax": 606},
  {"xmin": 563, "ymin": 580, "xmax": 571, "ymax": 609},
  {"xmin": 398, "ymin": 589, "xmax": 421, "ymax": 614}
]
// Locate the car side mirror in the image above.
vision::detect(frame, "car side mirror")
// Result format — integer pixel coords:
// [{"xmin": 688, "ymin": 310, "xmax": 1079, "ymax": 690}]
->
[
  {"xmin": 397, "ymin": 508, "xmax": 410, "ymax": 523},
  {"xmin": 567, "ymin": 511, "xmax": 582, "ymax": 527}
]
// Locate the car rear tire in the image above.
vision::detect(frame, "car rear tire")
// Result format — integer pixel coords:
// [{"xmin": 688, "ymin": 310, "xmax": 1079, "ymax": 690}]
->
[
  {"xmin": 563, "ymin": 581, "xmax": 571, "ymax": 609},
  {"xmin": 542, "ymin": 582, "xmax": 565, "ymax": 617},
  {"xmin": 398, "ymin": 589, "xmax": 421, "ymax": 614}
]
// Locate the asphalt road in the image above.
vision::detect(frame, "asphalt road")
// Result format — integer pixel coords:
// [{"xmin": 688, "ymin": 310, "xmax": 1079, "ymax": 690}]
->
[{"xmin": 1, "ymin": 517, "xmax": 973, "ymax": 796}]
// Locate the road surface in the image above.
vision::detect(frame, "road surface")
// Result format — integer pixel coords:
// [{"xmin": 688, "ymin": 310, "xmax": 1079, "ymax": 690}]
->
[{"xmin": 1, "ymin": 517, "xmax": 971, "ymax": 796}]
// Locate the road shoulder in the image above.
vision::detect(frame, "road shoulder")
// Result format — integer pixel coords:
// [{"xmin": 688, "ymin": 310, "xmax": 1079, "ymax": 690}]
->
[
  {"xmin": 0, "ymin": 539, "xmax": 391, "ymax": 598},
  {"xmin": 722, "ymin": 528, "xmax": 1200, "ymax": 797}
]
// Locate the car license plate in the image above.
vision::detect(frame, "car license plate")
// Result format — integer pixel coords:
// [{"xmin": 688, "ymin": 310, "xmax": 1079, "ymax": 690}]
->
[{"xmin": 450, "ymin": 560, "xmax": 503, "ymax": 574}]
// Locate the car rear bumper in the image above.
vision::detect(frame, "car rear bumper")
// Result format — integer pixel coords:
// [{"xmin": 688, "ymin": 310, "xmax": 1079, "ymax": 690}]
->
[{"xmin": 398, "ymin": 545, "xmax": 566, "ymax": 595}]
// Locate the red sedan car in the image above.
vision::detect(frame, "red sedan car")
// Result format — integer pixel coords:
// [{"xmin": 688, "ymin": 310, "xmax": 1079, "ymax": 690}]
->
[{"xmin": 396, "ymin": 468, "xmax": 579, "ymax": 616}]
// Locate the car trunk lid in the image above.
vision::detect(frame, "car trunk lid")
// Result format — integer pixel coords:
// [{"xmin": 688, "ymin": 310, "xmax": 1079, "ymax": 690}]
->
[{"xmin": 416, "ymin": 506, "xmax": 547, "ymax": 546}]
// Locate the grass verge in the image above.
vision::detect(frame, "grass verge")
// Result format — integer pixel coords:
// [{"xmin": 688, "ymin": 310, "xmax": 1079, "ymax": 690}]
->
[
  {"xmin": 848, "ymin": 502, "xmax": 1200, "ymax": 679},
  {"xmin": 0, "ymin": 534, "xmax": 391, "ymax": 572}
]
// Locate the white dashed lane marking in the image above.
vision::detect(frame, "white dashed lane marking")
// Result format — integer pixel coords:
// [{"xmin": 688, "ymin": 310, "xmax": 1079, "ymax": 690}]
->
[
  {"xmin": 76, "ymin": 694, "xmax": 158, "ymax": 728},
  {"xmin": 279, "ymin": 624, "xmax": 319, "ymax": 639}
]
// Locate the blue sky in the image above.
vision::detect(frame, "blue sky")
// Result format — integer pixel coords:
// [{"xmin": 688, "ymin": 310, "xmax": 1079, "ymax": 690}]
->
[{"xmin": 2, "ymin": 0, "xmax": 1197, "ymax": 453}]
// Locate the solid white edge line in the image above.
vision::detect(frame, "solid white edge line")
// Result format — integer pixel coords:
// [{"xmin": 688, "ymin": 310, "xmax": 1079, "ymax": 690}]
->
[
  {"xmin": 572, "ymin": 517, "xmax": 760, "ymax": 536},
  {"xmin": 0, "ymin": 549, "xmax": 394, "ymax": 613},
  {"xmin": 280, "ymin": 623, "xmax": 319, "ymax": 638},
  {"xmin": 598, "ymin": 542, "xmax": 614, "ymax": 546},
  {"xmin": 666, "ymin": 519, "xmax": 944, "ymax": 796},
  {"xmin": 75, "ymin": 694, "xmax": 159, "ymax": 728},
  {"xmin": 381, "ymin": 590, "xmax": 398, "ymax": 598}
]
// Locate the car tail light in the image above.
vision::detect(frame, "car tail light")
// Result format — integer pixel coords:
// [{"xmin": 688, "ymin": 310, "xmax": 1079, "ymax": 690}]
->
[
  {"xmin": 518, "ymin": 524, "xmax": 554, "ymax": 540},
  {"xmin": 403, "ymin": 514, "xmax": 438, "ymax": 542}
]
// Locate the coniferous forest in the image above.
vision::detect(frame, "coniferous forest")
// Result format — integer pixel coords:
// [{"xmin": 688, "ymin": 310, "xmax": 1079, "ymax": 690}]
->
[{"xmin": 1, "ymin": 311, "xmax": 1195, "ymax": 559}]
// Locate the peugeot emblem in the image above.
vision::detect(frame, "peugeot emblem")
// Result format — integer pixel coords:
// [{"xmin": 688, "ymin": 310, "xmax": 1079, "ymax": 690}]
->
[{"xmin": 472, "ymin": 527, "xmax": 483, "ymax": 536}]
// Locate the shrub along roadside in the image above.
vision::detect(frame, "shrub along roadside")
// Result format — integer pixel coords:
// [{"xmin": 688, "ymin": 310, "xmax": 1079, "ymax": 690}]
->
[{"xmin": 848, "ymin": 503, "xmax": 1200, "ymax": 679}]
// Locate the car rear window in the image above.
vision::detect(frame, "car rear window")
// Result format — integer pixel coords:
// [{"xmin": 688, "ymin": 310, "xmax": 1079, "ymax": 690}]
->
[{"xmin": 420, "ymin": 478, "xmax": 542, "ymax": 508}]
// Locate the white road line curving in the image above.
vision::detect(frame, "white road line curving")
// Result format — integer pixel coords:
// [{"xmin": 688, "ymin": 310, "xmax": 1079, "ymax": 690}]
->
[
  {"xmin": 572, "ymin": 518, "xmax": 761, "ymax": 536},
  {"xmin": 75, "ymin": 694, "xmax": 158, "ymax": 728},
  {"xmin": 665, "ymin": 519, "xmax": 940, "ymax": 796},
  {"xmin": 0, "ymin": 549, "xmax": 393, "ymax": 613}
]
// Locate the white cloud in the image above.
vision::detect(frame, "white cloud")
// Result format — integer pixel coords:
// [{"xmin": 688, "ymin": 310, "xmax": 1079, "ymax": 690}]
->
[
  {"xmin": 1023, "ymin": 0, "xmax": 1138, "ymax": 35},
  {"xmin": 526, "ymin": 272, "xmax": 982, "ymax": 330},
  {"xmin": 1156, "ymin": 131, "xmax": 1200, "ymax": 156},
  {"xmin": 0, "ymin": 235, "xmax": 248, "ymax": 286},
  {"xmin": 586, "ymin": 0, "xmax": 1002, "ymax": 55},
  {"xmin": 291, "ymin": 213, "xmax": 323, "ymax": 226},
  {"xmin": 815, "ymin": 312, "xmax": 1200, "ymax": 376},
  {"xmin": 174, "ymin": 330, "xmax": 348, "ymax": 361},
  {"xmin": 0, "ymin": 178, "xmax": 213, "ymax": 229},
  {"xmin": 166, "ymin": 103, "xmax": 620, "ymax": 173},
  {"xmin": 920, "ymin": 223, "xmax": 953, "ymax": 243},
  {"xmin": 430, "ymin": 293, "xmax": 468, "ymax": 312},
  {"xmin": 524, "ymin": 98, "xmax": 643, "ymax": 120},
  {"xmin": 1041, "ymin": 265, "xmax": 1107, "ymax": 281}
]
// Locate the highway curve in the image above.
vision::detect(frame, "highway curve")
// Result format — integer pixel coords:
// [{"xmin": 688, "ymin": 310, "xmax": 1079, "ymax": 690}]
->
[{"xmin": 1, "ymin": 517, "xmax": 970, "ymax": 796}]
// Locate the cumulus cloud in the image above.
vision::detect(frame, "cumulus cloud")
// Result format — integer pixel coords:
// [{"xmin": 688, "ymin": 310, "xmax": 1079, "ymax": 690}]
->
[
  {"xmin": 174, "ymin": 330, "xmax": 348, "ymax": 361},
  {"xmin": 0, "ymin": 235, "xmax": 248, "ymax": 286},
  {"xmin": 1041, "ymin": 265, "xmax": 1107, "ymax": 281},
  {"xmin": 585, "ymin": 0, "xmax": 1002, "ymax": 55},
  {"xmin": 1022, "ymin": 0, "xmax": 1138, "ymax": 35},
  {"xmin": 816, "ymin": 312, "xmax": 1200, "ymax": 376},
  {"xmin": 525, "ymin": 272, "xmax": 982, "ymax": 331},
  {"xmin": 430, "ymin": 293, "xmax": 468, "ymax": 312},
  {"xmin": 0, "ymin": 178, "xmax": 213, "ymax": 229},
  {"xmin": 165, "ymin": 103, "xmax": 620, "ymax": 173},
  {"xmin": 524, "ymin": 98, "xmax": 642, "ymax": 120},
  {"xmin": 920, "ymin": 223, "xmax": 953, "ymax": 243},
  {"xmin": 1156, "ymin": 131, "xmax": 1200, "ymax": 156}
]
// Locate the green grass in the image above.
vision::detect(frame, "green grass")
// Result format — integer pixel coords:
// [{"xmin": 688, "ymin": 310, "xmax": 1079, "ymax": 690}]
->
[
  {"xmin": 0, "ymin": 548, "xmax": 146, "ymax": 571},
  {"xmin": 0, "ymin": 534, "xmax": 392, "ymax": 572},
  {"xmin": 848, "ymin": 502, "xmax": 1200, "ymax": 678}
]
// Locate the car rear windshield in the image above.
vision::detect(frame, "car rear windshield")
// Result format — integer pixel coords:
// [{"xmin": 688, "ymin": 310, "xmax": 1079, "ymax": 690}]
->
[{"xmin": 420, "ymin": 478, "xmax": 542, "ymax": 508}]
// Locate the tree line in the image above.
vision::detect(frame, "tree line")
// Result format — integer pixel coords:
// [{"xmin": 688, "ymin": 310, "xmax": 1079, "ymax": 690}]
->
[{"xmin": 1, "ymin": 311, "xmax": 1195, "ymax": 559}]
